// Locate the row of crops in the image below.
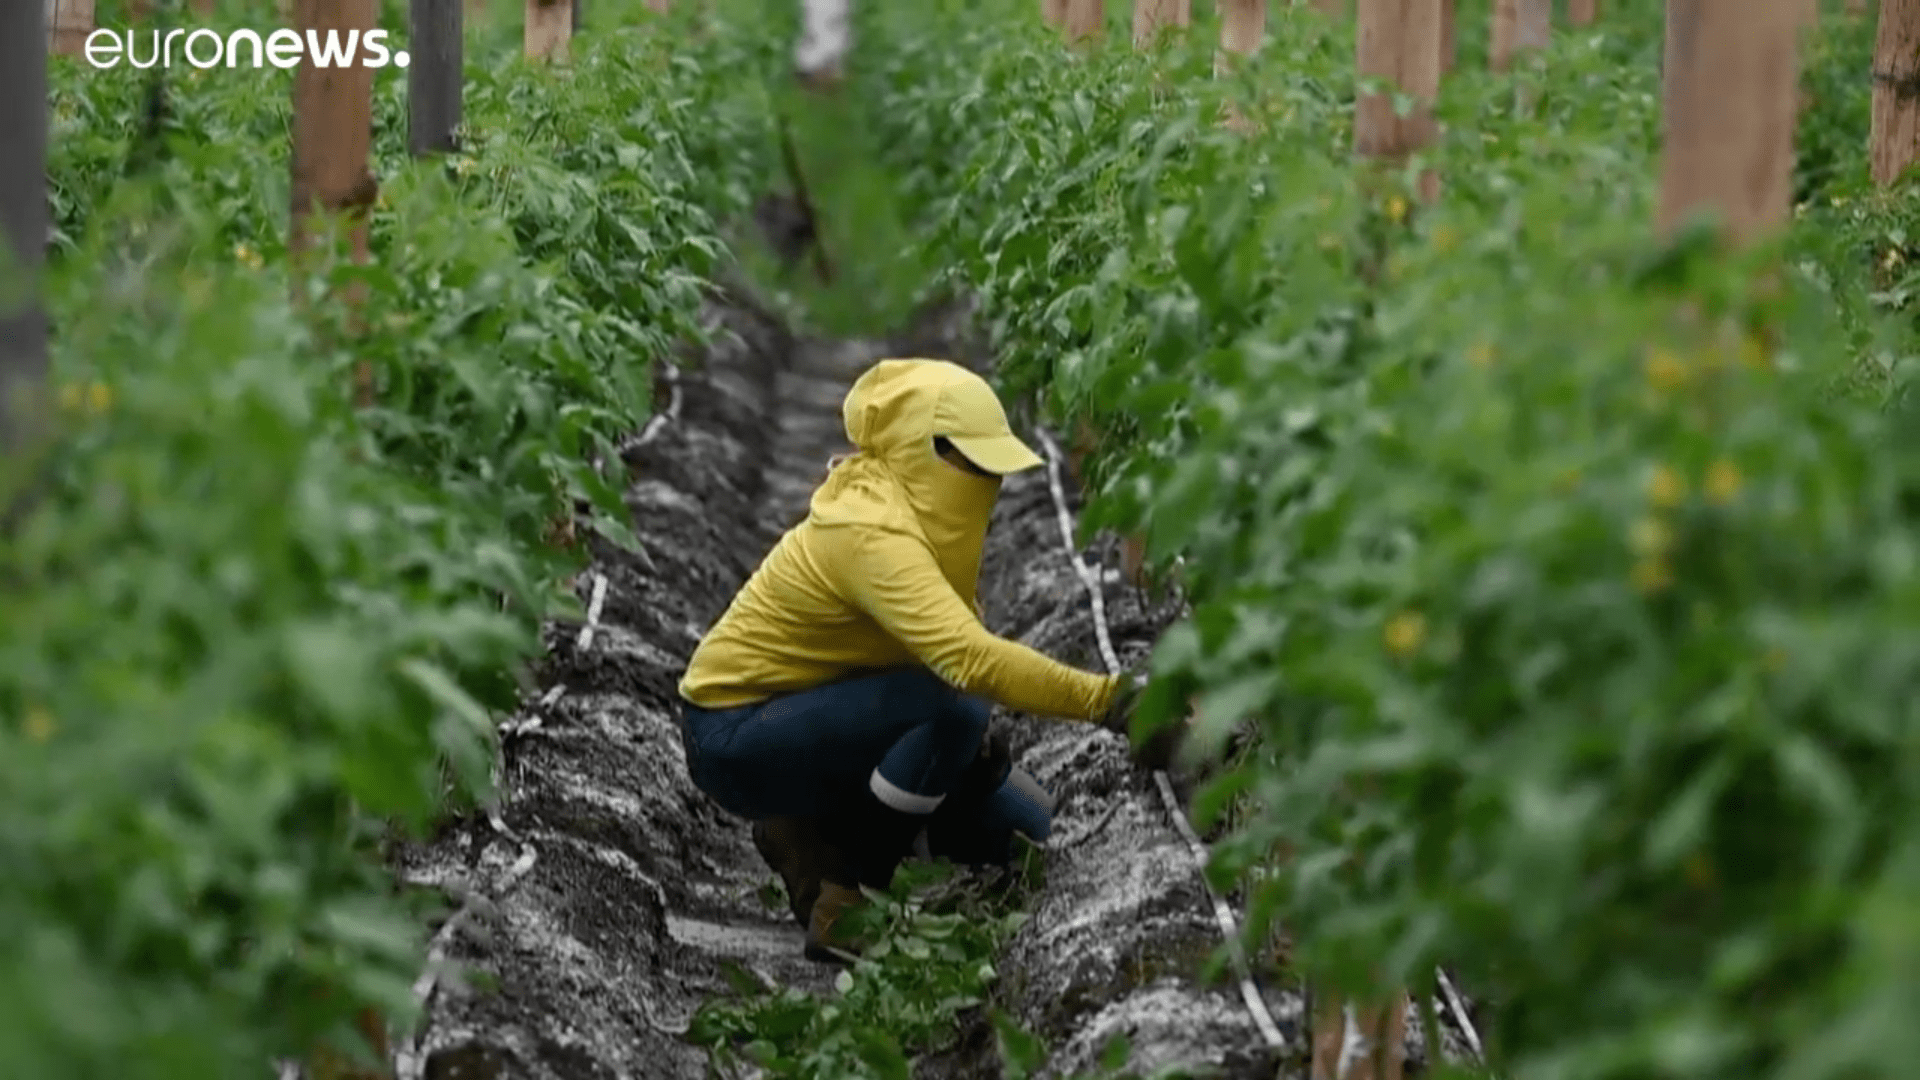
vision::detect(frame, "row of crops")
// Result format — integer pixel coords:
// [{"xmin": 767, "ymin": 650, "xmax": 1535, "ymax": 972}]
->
[
  {"xmin": 7, "ymin": 3, "xmax": 787, "ymax": 1074},
  {"xmin": 819, "ymin": 0, "xmax": 1919, "ymax": 1077}
]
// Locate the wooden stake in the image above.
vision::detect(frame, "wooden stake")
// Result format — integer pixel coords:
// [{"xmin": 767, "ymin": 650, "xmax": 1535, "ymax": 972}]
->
[
  {"xmin": 1568, "ymin": 0, "xmax": 1598, "ymax": 25},
  {"xmin": 1439, "ymin": 0, "xmax": 1455, "ymax": 73},
  {"xmin": 1489, "ymin": 0, "xmax": 1549, "ymax": 72},
  {"xmin": 1355, "ymin": 0, "xmax": 1443, "ymax": 201},
  {"xmin": 3, "ymin": 0, "xmax": 47, "ymax": 456},
  {"xmin": 1043, "ymin": 0, "xmax": 1067, "ymax": 27},
  {"xmin": 1132, "ymin": 0, "xmax": 1190, "ymax": 47},
  {"xmin": 45, "ymin": 0, "xmax": 94, "ymax": 55},
  {"xmin": 1871, "ymin": 0, "xmax": 1920, "ymax": 185},
  {"xmin": 1220, "ymin": 0, "xmax": 1265, "ymax": 57},
  {"xmin": 1655, "ymin": 0, "xmax": 1803, "ymax": 244},
  {"xmin": 525, "ymin": 0, "xmax": 570, "ymax": 60},
  {"xmin": 1063, "ymin": 0, "xmax": 1104, "ymax": 41},
  {"xmin": 1216, "ymin": 0, "xmax": 1265, "ymax": 129},
  {"xmin": 291, "ymin": 0, "xmax": 379, "ymax": 405},
  {"xmin": 409, "ymin": 0, "xmax": 463, "ymax": 156}
]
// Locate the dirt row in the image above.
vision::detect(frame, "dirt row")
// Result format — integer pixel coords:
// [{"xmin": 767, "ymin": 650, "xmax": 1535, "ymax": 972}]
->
[{"xmin": 384, "ymin": 281, "xmax": 1448, "ymax": 1080}]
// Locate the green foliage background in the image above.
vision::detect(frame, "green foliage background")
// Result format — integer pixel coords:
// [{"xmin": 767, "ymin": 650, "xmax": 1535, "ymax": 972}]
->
[
  {"xmin": 843, "ymin": 0, "xmax": 1920, "ymax": 1077},
  {"xmin": 8, "ymin": 3, "xmax": 785, "ymax": 1074},
  {"xmin": 16, "ymin": 0, "xmax": 1920, "ymax": 1078}
]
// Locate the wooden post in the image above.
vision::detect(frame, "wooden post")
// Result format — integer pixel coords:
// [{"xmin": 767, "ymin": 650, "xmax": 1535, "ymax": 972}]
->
[
  {"xmin": 1311, "ymin": 996, "xmax": 1408, "ymax": 1080},
  {"xmin": 1043, "ymin": 0, "xmax": 1067, "ymax": 27},
  {"xmin": 1655, "ymin": 0, "xmax": 1804, "ymax": 244},
  {"xmin": 1318, "ymin": 10, "xmax": 1438, "ymax": 1072},
  {"xmin": 1217, "ymin": 0, "xmax": 1265, "ymax": 129},
  {"xmin": 3, "ymin": 0, "xmax": 47, "ymax": 456},
  {"xmin": 1218, "ymin": 0, "xmax": 1265, "ymax": 65},
  {"xmin": 1440, "ymin": 0, "xmax": 1455, "ymax": 72},
  {"xmin": 46, "ymin": 0, "xmax": 94, "ymax": 55},
  {"xmin": 1355, "ymin": 0, "xmax": 1443, "ymax": 201},
  {"xmin": 1489, "ymin": 0, "xmax": 1549, "ymax": 71},
  {"xmin": 291, "ymin": 0, "xmax": 379, "ymax": 406},
  {"xmin": 1133, "ymin": 0, "xmax": 1190, "ymax": 46},
  {"xmin": 1063, "ymin": 0, "xmax": 1104, "ymax": 40},
  {"xmin": 409, "ymin": 0, "xmax": 463, "ymax": 156},
  {"xmin": 525, "ymin": 0, "xmax": 570, "ymax": 59},
  {"xmin": 1872, "ymin": 0, "xmax": 1920, "ymax": 186},
  {"xmin": 1568, "ymin": 0, "xmax": 1598, "ymax": 25}
]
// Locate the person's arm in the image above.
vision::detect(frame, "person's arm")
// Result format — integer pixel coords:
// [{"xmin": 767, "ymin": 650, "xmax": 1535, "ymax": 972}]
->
[{"xmin": 829, "ymin": 528, "xmax": 1120, "ymax": 720}]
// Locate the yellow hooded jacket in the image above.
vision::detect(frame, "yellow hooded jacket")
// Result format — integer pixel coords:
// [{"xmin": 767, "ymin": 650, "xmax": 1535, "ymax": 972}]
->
[{"xmin": 677, "ymin": 359, "xmax": 1122, "ymax": 721}]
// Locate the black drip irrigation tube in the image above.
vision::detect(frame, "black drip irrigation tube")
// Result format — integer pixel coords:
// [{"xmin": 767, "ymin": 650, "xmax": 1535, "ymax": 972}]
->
[{"xmin": 1031, "ymin": 428, "xmax": 1488, "ymax": 1077}]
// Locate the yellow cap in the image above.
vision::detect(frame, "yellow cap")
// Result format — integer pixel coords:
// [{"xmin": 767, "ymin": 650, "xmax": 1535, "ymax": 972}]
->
[{"xmin": 932, "ymin": 366, "xmax": 1044, "ymax": 475}]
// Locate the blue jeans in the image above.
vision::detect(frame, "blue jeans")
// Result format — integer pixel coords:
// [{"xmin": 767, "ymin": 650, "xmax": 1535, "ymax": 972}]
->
[
  {"xmin": 680, "ymin": 666, "xmax": 1051, "ymax": 863},
  {"xmin": 680, "ymin": 666, "xmax": 992, "ymax": 820}
]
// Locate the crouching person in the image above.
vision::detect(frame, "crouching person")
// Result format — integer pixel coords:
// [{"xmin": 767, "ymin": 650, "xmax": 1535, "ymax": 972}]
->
[{"xmin": 675, "ymin": 359, "xmax": 1140, "ymax": 963}]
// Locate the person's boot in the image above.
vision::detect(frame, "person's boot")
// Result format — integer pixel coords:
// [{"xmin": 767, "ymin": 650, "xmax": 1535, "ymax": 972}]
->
[
  {"xmin": 804, "ymin": 879, "xmax": 869, "ymax": 964},
  {"xmin": 752, "ymin": 816, "xmax": 854, "ymax": 929}
]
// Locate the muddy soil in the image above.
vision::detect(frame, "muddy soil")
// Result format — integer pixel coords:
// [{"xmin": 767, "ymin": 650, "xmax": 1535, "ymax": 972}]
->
[{"xmin": 388, "ymin": 279, "xmax": 1468, "ymax": 1080}]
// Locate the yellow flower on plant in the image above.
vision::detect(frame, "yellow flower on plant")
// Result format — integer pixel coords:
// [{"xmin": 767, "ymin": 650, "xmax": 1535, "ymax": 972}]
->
[
  {"xmin": 1431, "ymin": 224, "xmax": 1458, "ymax": 254},
  {"xmin": 1384, "ymin": 610, "xmax": 1426, "ymax": 659},
  {"xmin": 1738, "ymin": 334, "xmax": 1772, "ymax": 371},
  {"xmin": 234, "ymin": 242, "xmax": 263, "ymax": 270},
  {"xmin": 1644, "ymin": 346, "xmax": 1689, "ymax": 393},
  {"xmin": 1385, "ymin": 195, "xmax": 1408, "ymax": 225},
  {"xmin": 1704, "ymin": 459, "xmax": 1742, "ymax": 506},
  {"xmin": 1631, "ymin": 557, "xmax": 1673, "ymax": 595},
  {"xmin": 23, "ymin": 707, "xmax": 54, "ymax": 744},
  {"xmin": 1466, "ymin": 340, "xmax": 1495, "ymax": 369},
  {"xmin": 1648, "ymin": 463, "xmax": 1687, "ymax": 509},
  {"xmin": 86, "ymin": 382, "xmax": 112, "ymax": 414}
]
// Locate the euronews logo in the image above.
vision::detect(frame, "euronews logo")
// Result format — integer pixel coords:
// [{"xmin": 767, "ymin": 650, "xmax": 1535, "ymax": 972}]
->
[{"xmin": 83, "ymin": 27, "xmax": 411, "ymax": 70}]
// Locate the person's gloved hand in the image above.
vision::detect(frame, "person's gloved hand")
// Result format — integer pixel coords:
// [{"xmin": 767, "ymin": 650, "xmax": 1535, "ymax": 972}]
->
[
  {"xmin": 1097, "ymin": 671, "xmax": 1149, "ymax": 739},
  {"xmin": 1098, "ymin": 671, "xmax": 1191, "ymax": 773}
]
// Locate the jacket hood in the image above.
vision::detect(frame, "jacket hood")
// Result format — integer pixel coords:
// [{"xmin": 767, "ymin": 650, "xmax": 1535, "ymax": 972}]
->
[{"xmin": 809, "ymin": 359, "xmax": 1035, "ymax": 601}]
